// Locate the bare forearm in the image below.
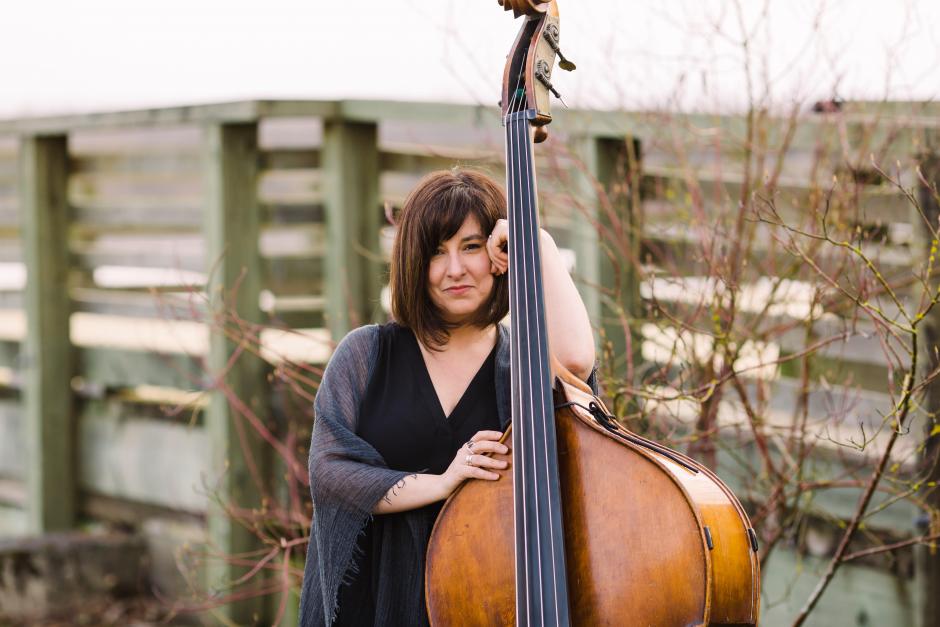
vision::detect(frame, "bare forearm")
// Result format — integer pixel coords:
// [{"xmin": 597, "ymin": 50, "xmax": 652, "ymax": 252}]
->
[
  {"xmin": 372, "ymin": 433, "xmax": 509, "ymax": 514},
  {"xmin": 540, "ymin": 229, "xmax": 596, "ymax": 380},
  {"xmin": 373, "ymin": 473, "xmax": 448, "ymax": 514}
]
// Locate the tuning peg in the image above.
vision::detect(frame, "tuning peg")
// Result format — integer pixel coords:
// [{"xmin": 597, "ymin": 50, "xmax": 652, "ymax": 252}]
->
[
  {"xmin": 534, "ymin": 61, "xmax": 568, "ymax": 108},
  {"xmin": 542, "ymin": 24, "xmax": 576, "ymax": 71}
]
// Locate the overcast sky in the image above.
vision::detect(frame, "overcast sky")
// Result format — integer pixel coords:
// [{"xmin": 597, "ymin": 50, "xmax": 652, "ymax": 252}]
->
[{"xmin": 2, "ymin": 0, "xmax": 938, "ymax": 119}]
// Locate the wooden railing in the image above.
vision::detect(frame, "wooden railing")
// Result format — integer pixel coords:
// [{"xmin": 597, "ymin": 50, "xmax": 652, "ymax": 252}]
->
[{"xmin": 0, "ymin": 99, "xmax": 937, "ymax": 625}]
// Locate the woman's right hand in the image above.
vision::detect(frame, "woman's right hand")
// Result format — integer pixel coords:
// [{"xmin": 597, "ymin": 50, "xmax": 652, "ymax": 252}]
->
[{"xmin": 439, "ymin": 430, "xmax": 509, "ymax": 497}]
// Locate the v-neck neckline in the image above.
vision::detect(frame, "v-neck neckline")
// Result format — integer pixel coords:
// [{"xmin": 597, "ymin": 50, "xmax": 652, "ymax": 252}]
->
[{"xmin": 408, "ymin": 329, "xmax": 497, "ymax": 422}]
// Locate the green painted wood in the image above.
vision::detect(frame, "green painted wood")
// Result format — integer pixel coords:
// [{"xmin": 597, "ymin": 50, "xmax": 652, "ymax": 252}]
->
[
  {"xmin": 321, "ymin": 119, "xmax": 381, "ymax": 339},
  {"xmin": 78, "ymin": 346, "xmax": 206, "ymax": 391},
  {"xmin": 0, "ymin": 503, "xmax": 28, "ymax": 537},
  {"xmin": 202, "ymin": 121, "xmax": 268, "ymax": 623},
  {"xmin": 79, "ymin": 411, "xmax": 208, "ymax": 513},
  {"xmin": 0, "ymin": 399, "xmax": 23, "ymax": 480},
  {"xmin": 759, "ymin": 546, "xmax": 918, "ymax": 626},
  {"xmin": 570, "ymin": 135, "xmax": 643, "ymax": 381},
  {"xmin": 18, "ymin": 134, "xmax": 75, "ymax": 532},
  {"xmin": 915, "ymin": 150, "xmax": 940, "ymax": 627},
  {"xmin": 0, "ymin": 100, "xmax": 339, "ymax": 135}
]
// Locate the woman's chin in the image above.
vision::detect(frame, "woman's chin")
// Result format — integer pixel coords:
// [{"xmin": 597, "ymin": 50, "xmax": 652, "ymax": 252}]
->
[{"xmin": 441, "ymin": 304, "xmax": 486, "ymax": 325}]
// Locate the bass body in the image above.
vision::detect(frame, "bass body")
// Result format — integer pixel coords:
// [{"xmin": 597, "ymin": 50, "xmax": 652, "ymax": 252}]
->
[{"xmin": 426, "ymin": 378, "xmax": 761, "ymax": 626}]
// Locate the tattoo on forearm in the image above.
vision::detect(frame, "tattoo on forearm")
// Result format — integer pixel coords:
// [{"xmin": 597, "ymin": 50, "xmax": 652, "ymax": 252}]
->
[{"xmin": 383, "ymin": 473, "xmax": 419, "ymax": 504}]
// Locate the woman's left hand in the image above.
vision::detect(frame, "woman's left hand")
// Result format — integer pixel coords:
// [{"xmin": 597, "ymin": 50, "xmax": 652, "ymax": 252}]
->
[{"xmin": 487, "ymin": 218, "xmax": 509, "ymax": 275}]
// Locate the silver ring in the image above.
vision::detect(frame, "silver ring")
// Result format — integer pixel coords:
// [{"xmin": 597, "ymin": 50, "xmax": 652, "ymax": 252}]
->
[{"xmin": 465, "ymin": 455, "xmax": 473, "ymax": 466}]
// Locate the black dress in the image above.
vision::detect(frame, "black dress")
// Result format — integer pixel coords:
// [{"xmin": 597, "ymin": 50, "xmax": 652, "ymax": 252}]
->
[{"xmin": 334, "ymin": 322, "xmax": 501, "ymax": 627}]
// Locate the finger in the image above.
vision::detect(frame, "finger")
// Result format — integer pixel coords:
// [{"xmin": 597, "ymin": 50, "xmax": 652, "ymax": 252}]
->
[
  {"xmin": 467, "ymin": 440, "xmax": 510, "ymax": 455},
  {"xmin": 465, "ymin": 454, "xmax": 509, "ymax": 469},
  {"xmin": 472, "ymin": 430, "xmax": 504, "ymax": 441},
  {"xmin": 467, "ymin": 467, "xmax": 501, "ymax": 481},
  {"xmin": 470, "ymin": 455, "xmax": 509, "ymax": 470},
  {"xmin": 487, "ymin": 238, "xmax": 505, "ymax": 261}
]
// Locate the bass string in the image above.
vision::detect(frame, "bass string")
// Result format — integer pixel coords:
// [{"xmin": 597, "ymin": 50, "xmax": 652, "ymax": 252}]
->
[
  {"xmin": 512, "ymin": 114, "xmax": 542, "ymax": 623},
  {"xmin": 506, "ymin": 111, "xmax": 565, "ymax": 626},
  {"xmin": 505, "ymin": 62, "xmax": 528, "ymax": 621},
  {"xmin": 504, "ymin": 111, "xmax": 528, "ymax": 626},
  {"xmin": 506, "ymin": 113, "xmax": 535, "ymax": 625},
  {"xmin": 516, "ymin": 114, "xmax": 566, "ymax": 626}
]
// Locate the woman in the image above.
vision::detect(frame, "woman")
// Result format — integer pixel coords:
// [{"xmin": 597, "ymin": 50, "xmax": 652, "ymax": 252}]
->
[{"xmin": 299, "ymin": 168, "xmax": 595, "ymax": 627}]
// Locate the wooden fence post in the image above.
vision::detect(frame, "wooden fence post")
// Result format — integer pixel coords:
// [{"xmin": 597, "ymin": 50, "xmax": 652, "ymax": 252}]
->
[
  {"xmin": 203, "ymin": 122, "xmax": 268, "ymax": 623},
  {"xmin": 322, "ymin": 119, "xmax": 381, "ymax": 340},
  {"xmin": 916, "ymin": 150, "xmax": 940, "ymax": 627},
  {"xmin": 571, "ymin": 135, "xmax": 643, "ymax": 384},
  {"xmin": 19, "ymin": 134, "xmax": 75, "ymax": 533}
]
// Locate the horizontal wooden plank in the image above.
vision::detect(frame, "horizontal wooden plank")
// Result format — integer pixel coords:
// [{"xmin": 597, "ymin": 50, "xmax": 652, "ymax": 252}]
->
[
  {"xmin": 262, "ymin": 149, "xmax": 319, "ymax": 170},
  {"xmin": 72, "ymin": 223, "xmax": 326, "ymax": 262},
  {"xmin": 644, "ymin": 170, "xmax": 920, "ymax": 231},
  {"xmin": 79, "ymin": 412, "xmax": 209, "ymax": 513},
  {"xmin": 0, "ymin": 308, "xmax": 330, "ymax": 362},
  {"xmin": 72, "ymin": 205, "xmax": 327, "ymax": 231},
  {"xmin": 258, "ymin": 116, "xmax": 321, "ymax": 149},
  {"xmin": 71, "ymin": 288, "xmax": 207, "ymax": 320},
  {"xmin": 0, "ymin": 502, "xmax": 28, "ymax": 537},
  {"xmin": 0, "ymin": 210, "xmax": 19, "ymax": 231},
  {"xmin": 758, "ymin": 546, "xmax": 918, "ymax": 626},
  {"xmin": 0, "ymin": 293, "xmax": 23, "ymax": 309},
  {"xmin": 73, "ymin": 205, "xmax": 202, "ymax": 229},
  {"xmin": 69, "ymin": 171, "xmax": 202, "ymax": 211},
  {"xmin": 0, "ymin": 100, "xmax": 340, "ymax": 135},
  {"xmin": 68, "ymin": 145, "xmax": 484, "ymax": 181},
  {"xmin": 0, "ymin": 158, "xmax": 16, "ymax": 179},
  {"xmin": 71, "ymin": 153, "xmax": 201, "ymax": 174},
  {"xmin": 637, "ymin": 318, "xmax": 902, "ymax": 393},
  {"xmin": 639, "ymin": 228, "xmax": 914, "ymax": 291},
  {"xmin": 264, "ymin": 203, "xmax": 323, "ymax": 224},
  {"xmin": 82, "ymin": 492, "xmax": 205, "ymax": 528},
  {"xmin": 70, "ymin": 287, "xmax": 324, "ymax": 323},
  {"xmin": 0, "ymin": 262, "xmax": 24, "ymax": 291},
  {"xmin": 79, "ymin": 346, "xmax": 208, "ymax": 390},
  {"xmin": 0, "ymin": 400, "xmax": 23, "ymax": 480},
  {"xmin": 71, "ymin": 125, "xmax": 201, "ymax": 154}
]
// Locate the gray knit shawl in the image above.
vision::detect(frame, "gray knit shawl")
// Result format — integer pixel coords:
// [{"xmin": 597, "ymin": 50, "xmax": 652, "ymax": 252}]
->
[{"xmin": 298, "ymin": 323, "xmax": 594, "ymax": 626}]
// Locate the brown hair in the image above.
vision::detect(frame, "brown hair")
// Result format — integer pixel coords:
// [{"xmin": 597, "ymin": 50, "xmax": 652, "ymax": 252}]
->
[{"xmin": 389, "ymin": 168, "xmax": 508, "ymax": 349}]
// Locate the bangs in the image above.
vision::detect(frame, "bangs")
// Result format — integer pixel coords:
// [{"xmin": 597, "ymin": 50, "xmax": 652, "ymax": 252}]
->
[{"xmin": 416, "ymin": 184, "xmax": 487, "ymax": 260}]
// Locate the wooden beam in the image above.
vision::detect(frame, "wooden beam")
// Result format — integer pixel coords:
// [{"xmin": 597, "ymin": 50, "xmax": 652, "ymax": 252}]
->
[
  {"xmin": 18, "ymin": 134, "xmax": 75, "ymax": 532},
  {"xmin": 915, "ymin": 149, "xmax": 940, "ymax": 627},
  {"xmin": 0, "ymin": 100, "xmax": 339, "ymax": 135},
  {"xmin": 202, "ymin": 122, "xmax": 268, "ymax": 623},
  {"xmin": 321, "ymin": 119, "xmax": 381, "ymax": 339},
  {"xmin": 570, "ymin": 135, "xmax": 643, "ymax": 383}
]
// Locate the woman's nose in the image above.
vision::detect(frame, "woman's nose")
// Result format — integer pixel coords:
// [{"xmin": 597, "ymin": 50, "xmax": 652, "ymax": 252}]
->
[{"xmin": 445, "ymin": 251, "xmax": 466, "ymax": 276}]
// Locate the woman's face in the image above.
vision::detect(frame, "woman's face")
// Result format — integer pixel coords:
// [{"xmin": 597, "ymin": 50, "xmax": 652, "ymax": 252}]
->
[{"xmin": 427, "ymin": 214, "xmax": 495, "ymax": 325}]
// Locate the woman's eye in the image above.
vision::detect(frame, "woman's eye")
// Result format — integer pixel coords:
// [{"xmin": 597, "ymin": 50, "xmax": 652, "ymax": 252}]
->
[{"xmin": 465, "ymin": 243, "xmax": 482, "ymax": 251}]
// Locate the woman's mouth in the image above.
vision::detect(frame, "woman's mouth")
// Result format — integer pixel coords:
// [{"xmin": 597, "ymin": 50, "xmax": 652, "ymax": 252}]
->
[{"xmin": 445, "ymin": 286, "xmax": 471, "ymax": 295}]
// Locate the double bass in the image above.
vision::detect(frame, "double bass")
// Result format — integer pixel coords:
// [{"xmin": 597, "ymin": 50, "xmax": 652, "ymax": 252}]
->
[{"xmin": 425, "ymin": 1, "xmax": 761, "ymax": 624}]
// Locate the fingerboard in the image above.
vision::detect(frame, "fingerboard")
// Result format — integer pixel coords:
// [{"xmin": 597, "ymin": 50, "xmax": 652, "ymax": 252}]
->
[{"xmin": 504, "ymin": 109, "xmax": 571, "ymax": 627}]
